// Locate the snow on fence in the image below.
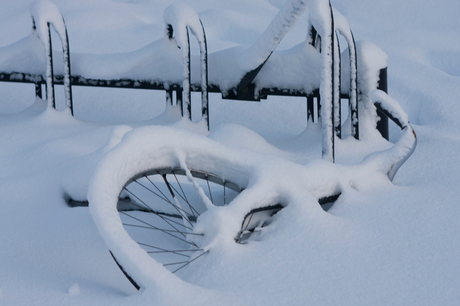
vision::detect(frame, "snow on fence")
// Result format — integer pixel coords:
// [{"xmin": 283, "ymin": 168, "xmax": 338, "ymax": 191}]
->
[
  {"xmin": 31, "ymin": 0, "xmax": 73, "ymax": 114},
  {"xmin": 164, "ymin": 4, "xmax": 209, "ymax": 130},
  {"xmin": 0, "ymin": 0, "xmax": 392, "ymax": 162}
]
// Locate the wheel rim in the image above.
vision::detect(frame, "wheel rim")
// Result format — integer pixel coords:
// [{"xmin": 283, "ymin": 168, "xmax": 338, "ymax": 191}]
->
[{"xmin": 114, "ymin": 167, "xmax": 241, "ymax": 286}]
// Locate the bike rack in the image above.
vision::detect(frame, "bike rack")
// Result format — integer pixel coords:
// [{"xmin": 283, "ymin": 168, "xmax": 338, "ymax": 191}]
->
[
  {"xmin": 0, "ymin": 0, "xmax": 391, "ymax": 161},
  {"xmin": 30, "ymin": 0, "xmax": 73, "ymax": 115},
  {"xmin": 163, "ymin": 4, "xmax": 209, "ymax": 129}
]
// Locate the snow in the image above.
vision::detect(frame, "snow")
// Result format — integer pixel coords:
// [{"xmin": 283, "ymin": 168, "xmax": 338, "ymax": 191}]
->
[
  {"xmin": 30, "ymin": 0, "xmax": 67, "ymax": 44},
  {"xmin": 1, "ymin": 0, "xmax": 460, "ymax": 305},
  {"xmin": 87, "ymin": 122, "xmax": 414, "ymax": 292},
  {"xmin": 236, "ymin": 0, "xmax": 309, "ymax": 71},
  {"xmin": 164, "ymin": 4, "xmax": 205, "ymax": 50},
  {"xmin": 62, "ymin": 124, "xmax": 133, "ymax": 201},
  {"xmin": 356, "ymin": 40, "xmax": 388, "ymax": 140},
  {"xmin": 164, "ymin": 3, "xmax": 208, "ymax": 121},
  {"xmin": 372, "ymin": 89, "xmax": 409, "ymax": 128},
  {"xmin": 68, "ymin": 283, "xmax": 80, "ymax": 296}
]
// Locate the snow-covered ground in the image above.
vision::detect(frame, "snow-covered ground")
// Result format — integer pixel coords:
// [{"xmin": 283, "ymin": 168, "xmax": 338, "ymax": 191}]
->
[{"xmin": 0, "ymin": 0, "xmax": 459, "ymax": 305}]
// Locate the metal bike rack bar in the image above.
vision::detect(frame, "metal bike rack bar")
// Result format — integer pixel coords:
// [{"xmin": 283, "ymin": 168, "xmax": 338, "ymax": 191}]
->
[
  {"xmin": 0, "ymin": 0, "xmax": 393, "ymax": 163},
  {"xmin": 31, "ymin": 6, "xmax": 73, "ymax": 115}
]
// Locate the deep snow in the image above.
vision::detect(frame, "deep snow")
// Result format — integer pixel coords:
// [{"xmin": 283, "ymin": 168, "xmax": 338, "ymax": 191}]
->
[{"xmin": 0, "ymin": 0, "xmax": 460, "ymax": 305}]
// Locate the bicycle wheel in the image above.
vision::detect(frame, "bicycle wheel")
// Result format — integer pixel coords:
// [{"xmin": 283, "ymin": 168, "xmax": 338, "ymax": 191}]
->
[
  {"xmin": 88, "ymin": 127, "xmax": 285, "ymax": 290},
  {"xmin": 113, "ymin": 166, "xmax": 241, "ymax": 289}
]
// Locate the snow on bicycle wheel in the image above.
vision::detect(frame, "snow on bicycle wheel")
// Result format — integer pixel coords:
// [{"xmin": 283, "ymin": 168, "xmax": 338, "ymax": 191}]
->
[
  {"xmin": 88, "ymin": 126, "xmax": 286, "ymax": 290},
  {"xmin": 117, "ymin": 168, "xmax": 240, "ymax": 284}
]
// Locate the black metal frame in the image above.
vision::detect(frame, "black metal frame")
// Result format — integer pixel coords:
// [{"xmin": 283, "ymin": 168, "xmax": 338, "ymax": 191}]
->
[{"xmin": 376, "ymin": 67, "xmax": 389, "ymax": 140}]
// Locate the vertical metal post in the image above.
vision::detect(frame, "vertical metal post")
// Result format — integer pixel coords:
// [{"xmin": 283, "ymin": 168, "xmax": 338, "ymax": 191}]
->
[
  {"xmin": 63, "ymin": 21, "xmax": 73, "ymax": 115},
  {"xmin": 46, "ymin": 23, "xmax": 55, "ymax": 109},
  {"xmin": 200, "ymin": 20, "xmax": 209, "ymax": 130},
  {"xmin": 317, "ymin": 95, "xmax": 321, "ymax": 120},
  {"xmin": 334, "ymin": 32, "xmax": 341, "ymax": 139},
  {"xmin": 35, "ymin": 83, "xmax": 42, "ymax": 99},
  {"xmin": 320, "ymin": 0, "xmax": 335, "ymax": 162},
  {"xmin": 181, "ymin": 29, "xmax": 192, "ymax": 120},
  {"xmin": 186, "ymin": 30, "xmax": 192, "ymax": 120},
  {"xmin": 176, "ymin": 88, "xmax": 183, "ymax": 107},
  {"xmin": 166, "ymin": 89, "xmax": 173, "ymax": 106},
  {"xmin": 330, "ymin": 10, "xmax": 335, "ymax": 163},
  {"xmin": 348, "ymin": 32, "xmax": 359, "ymax": 140},
  {"xmin": 307, "ymin": 95, "xmax": 314, "ymax": 121},
  {"xmin": 377, "ymin": 67, "xmax": 389, "ymax": 140}
]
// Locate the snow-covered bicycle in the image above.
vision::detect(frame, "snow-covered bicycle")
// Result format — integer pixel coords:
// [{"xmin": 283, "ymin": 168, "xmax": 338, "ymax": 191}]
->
[
  {"xmin": 85, "ymin": 0, "xmax": 416, "ymax": 291},
  {"xmin": 88, "ymin": 126, "xmax": 290, "ymax": 289},
  {"xmin": 88, "ymin": 95, "xmax": 416, "ymax": 290}
]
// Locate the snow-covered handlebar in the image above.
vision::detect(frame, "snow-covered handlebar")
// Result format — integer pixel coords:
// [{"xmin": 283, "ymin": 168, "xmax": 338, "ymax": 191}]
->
[{"xmin": 370, "ymin": 89, "xmax": 417, "ymax": 181}]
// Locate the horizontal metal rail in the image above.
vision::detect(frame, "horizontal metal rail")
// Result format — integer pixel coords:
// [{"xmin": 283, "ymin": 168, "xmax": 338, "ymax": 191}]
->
[
  {"xmin": 1, "ymin": 71, "xmax": 332, "ymax": 102},
  {"xmin": 0, "ymin": 72, "xmax": 339, "ymax": 98}
]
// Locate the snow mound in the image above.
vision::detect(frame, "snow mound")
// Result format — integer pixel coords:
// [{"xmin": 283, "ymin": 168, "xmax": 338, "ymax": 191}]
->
[
  {"xmin": 88, "ymin": 112, "xmax": 415, "ymax": 290},
  {"xmin": 209, "ymin": 124, "xmax": 291, "ymax": 157},
  {"xmin": 68, "ymin": 283, "xmax": 80, "ymax": 296},
  {"xmin": 62, "ymin": 125, "xmax": 133, "ymax": 202}
]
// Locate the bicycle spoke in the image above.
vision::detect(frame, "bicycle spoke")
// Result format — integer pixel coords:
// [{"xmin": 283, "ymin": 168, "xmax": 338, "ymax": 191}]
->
[
  {"xmin": 138, "ymin": 242, "xmax": 190, "ymax": 258},
  {"xmin": 143, "ymin": 175, "xmax": 194, "ymax": 217},
  {"xmin": 147, "ymin": 249, "xmax": 203, "ymax": 254},
  {"xmin": 122, "ymin": 189, "xmax": 191, "ymax": 235},
  {"xmin": 169, "ymin": 183, "xmax": 199, "ymax": 217},
  {"xmin": 123, "ymin": 223, "xmax": 203, "ymax": 236},
  {"xmin": 121, "ymin": 211, "xmax": 195, "ymax": 243},
  {"xmin": 121, "ymin": 211, "xmax": 183, "ymax": 238},
  {"xmin": 152, "ymin": 214, "xmax": 194, "ymax": 231},
  {"xmin": 144, "ymin": 175, "xmax": 194, "ymax": 219},
  {"xmin": 243, "ymin": 213, "xmax": 254, "ymax": 232},
  {"xmin": 172, "ymin": 251, "xmax": 208, "ymax": 273},
  {"xmin": 172, "ymin": 169, "xmax": 202, "ymax": 216},
  {"xmin": 171, "ymin": 173, "xmax": 191, "ymax": 207},
  {"xmin": 123, "ymin": 187, "xmax": 157, "ymax": 213},
  {"xmin": 133, "ymin": 180, "xmax": 170, "ymax": 204},
  {"xmin": 169, "ymin": 183, "xmax": 188, "ymax": 205},
  {"xmin": 163, "ymin": 261, "xmax": 190, "ymax": 267},
  {"xmin": 170, "ymin": 176, "xmax": 200, "ymax": 217},
  {"xmin": 162, "ymin": 174, "xmax": 194, "ymax": 228},
  {"xmin": 144, "ymin": 174, "xmax": 172, "ymax": 204},
  {"xmin": 122, "ymin": 201, "xmax": 194, "ymax": 230},
  {"xmin": 116, "ymin": 168, "xmax": 242, "ymax": 286}
]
